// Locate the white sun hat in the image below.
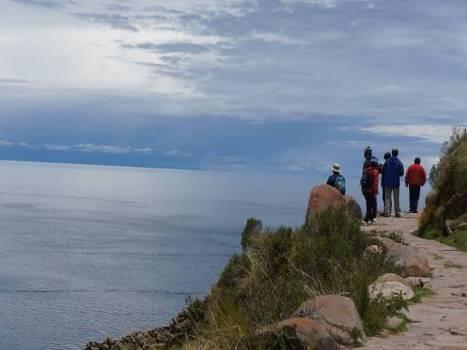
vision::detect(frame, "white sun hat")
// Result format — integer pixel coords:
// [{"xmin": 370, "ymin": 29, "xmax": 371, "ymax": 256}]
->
[{"xmin": 331, "ymin": 163, "xmax": 341, "ymax": 173}]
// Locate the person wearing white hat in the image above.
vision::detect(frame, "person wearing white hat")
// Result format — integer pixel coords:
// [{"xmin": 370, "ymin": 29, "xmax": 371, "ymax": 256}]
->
[{"xmin": 327, "ymin": 163, "xmax": 346, "ymax": 195}]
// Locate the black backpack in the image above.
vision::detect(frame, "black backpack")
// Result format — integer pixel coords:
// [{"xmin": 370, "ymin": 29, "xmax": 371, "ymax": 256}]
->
[{"xmin": 360, "ymin": 170, "xmax": 373, "ymax": 190}]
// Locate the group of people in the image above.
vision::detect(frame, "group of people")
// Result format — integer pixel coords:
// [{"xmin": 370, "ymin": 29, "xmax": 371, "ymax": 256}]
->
[{"xmin": 327, "ymin": 146, "xmax": 427, "ymax": 224}]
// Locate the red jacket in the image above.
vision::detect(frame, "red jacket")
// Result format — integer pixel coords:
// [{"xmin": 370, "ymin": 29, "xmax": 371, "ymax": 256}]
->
[
  {"xmin": 363, "ymin": 166, "xmax": 380, "ymax": 195},
  {"xmin": 405, "ymin": 164, "xmax": 427, "ymax": 186}
]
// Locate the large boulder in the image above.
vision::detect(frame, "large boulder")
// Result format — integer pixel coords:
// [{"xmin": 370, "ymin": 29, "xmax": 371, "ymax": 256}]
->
[
  {"xmin": 378, "ymin": 237, "xmax": 431, "ymax": 277},
  {"xmin": 369, "ymin": 280, "xmax": 414, "ymax": 301},
  {"xmin": 373, "ymin": 273, "xmax": 413, "ymax": 289},
  {"xmin": 344, "ymin": 195, "xmax": 363, "ymax": 220},
  {"xmin": 306, "ymin": 185, "xmax": 346, "ymax": 224},
  {"xmin": 261, "ymin": 318, "xmax": 339, "ymax": 350},
  {"xmin": 292, "ymin": 295, "xmax": 366, "ymax": 345}
]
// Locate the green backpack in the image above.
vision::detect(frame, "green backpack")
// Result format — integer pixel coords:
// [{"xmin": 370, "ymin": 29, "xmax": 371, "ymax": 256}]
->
[{"xmin": 335, "ymin": 174, "xmax": 346, "ymax": 195}]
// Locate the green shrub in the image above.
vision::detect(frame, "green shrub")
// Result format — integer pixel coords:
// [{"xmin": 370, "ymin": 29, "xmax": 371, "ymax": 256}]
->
[
  {"xmin": 438, "ymin": 229, "xmax": 467, "ymax": 252},
  {"xmin": 241, "ymin": 218, "xmax": 262, "ymax": 251},
  {"xmin": 420, "ymin": 128, "xmax": 467, "ymax": 237},
  {"xmin": 185, "ymin": 296, "xmax": 207, "ymax": 323},
  {"xmin": 362, "ymin": 292, "xmax": 408, "ymax": 336},
  {"xmin": 409, "ymin": 287, "xmax": 435, "ymax": 304},
  {"xmin": 184, "ymin": 208, "xmax": 399, "ymax": 349}
]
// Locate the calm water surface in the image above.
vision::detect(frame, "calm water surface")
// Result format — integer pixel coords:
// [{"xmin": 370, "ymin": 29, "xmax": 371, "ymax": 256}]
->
[{"xmin": 0, "ymin": 161, "xmax": 315, "ymax": 350}]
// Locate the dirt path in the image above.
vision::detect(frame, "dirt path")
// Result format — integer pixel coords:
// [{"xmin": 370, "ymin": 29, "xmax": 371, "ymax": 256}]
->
[{"xmin": 360, "ymin": 214, "xmax": 467, "ymax": 350}]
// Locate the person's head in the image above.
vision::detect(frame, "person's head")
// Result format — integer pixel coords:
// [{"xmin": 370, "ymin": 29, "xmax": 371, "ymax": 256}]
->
[
  {"xmin": 331, "ymin": 163, "xmax": 341, "ymax": 174},
  {"xmin": 392, "ymin": 148, "xmax": 399, "ymax": 157},
  {"xmin": 364, "ymin": 146, "xmax": 372, "ymax": 160},
  {"xmin": 384, "ymin": 152, "xmax": 391, "ymax": 160},
  {"xmin": 414, "ymin": 157, "xmax": 421, "ymax": 164}
]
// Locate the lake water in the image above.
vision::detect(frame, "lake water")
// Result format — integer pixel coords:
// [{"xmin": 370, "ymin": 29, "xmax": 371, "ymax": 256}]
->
[
  {"xmin": 0, "ymin": 161, "xmax": 318, "ymax": 350},
  {"xmin": 0, "ymin": 160, "xmax": 429, "ymax": 350}
]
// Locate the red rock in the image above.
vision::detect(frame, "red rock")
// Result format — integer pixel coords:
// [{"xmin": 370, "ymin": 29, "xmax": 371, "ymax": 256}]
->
[
  {"xmin": 306, "ymin": 184, "xmax": 346, "ymax": 224},
  {"xmin": 293, "ymin": 295, "xmax": 366, "ymax": 345},
  {"xmin": 261, "ymin": 318, "xmax": 339, "ymax": 350}
]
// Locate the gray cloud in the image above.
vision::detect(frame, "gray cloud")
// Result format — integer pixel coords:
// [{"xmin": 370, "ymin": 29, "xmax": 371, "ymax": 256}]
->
[
  {"xmin": 3, "ymin": 0, "xmax": 467, "ymax": 124},
  {"xmin": 0, "ymin": 78, "xmax": 32, "ymax": 85},
  {"xmin": 10, "ymin": 0, "xmax": 65, "ymax": 8},
  {"xmin": 74, "ymin": 143, "xmax": 132, "ymax": 154},
  {"xmin": 124, "ymin": 42, "xmax": 210, "ymax": 54},
  {"xmin": 43, "ymin": 144, "xmax": 71, "ymax": 151},
  {"xmin": 164, "ymin": 149, "xmax": 193, "ymax": 158},
  {"xmin": 0, "ymin": 140, "xmax": 198, "ymax": 158},
  {"xmin": 141, "ymin": 5, "xmax": 186, "ymax": 16},
  {"xmin": 0, "ymin": 140, "xmax": 15, "ymax": 147},
  {"xmin": 72, "ymin": 13, "xmax": 139, "ymax": 32}
]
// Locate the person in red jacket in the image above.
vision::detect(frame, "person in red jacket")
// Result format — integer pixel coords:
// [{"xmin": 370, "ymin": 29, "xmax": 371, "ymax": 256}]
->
[
  {"xmin": 405, "ymin": 157, "xmax": 427, "ymax": 213},
  {"xmin": 362, "ymin": 156, "xmax": 380, "ymax": 224}
]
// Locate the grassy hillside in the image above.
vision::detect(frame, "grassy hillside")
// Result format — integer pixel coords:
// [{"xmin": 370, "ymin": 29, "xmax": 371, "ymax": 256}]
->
[
  {"xmin": 177, "ymin": 208, "xmax": 406, "ymax": 349},
  {"xmin": 420, "ymin": 128, "xmax": 467, "ymax": 251}
]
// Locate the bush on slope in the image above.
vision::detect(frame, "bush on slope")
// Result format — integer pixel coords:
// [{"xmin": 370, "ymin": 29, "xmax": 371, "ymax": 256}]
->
[
  {"xmin": 182, "ymin": 208, "xmax": 402, "ymax": 349},
  {"xmin": 420, "ymin": 128, "xmax": 467, "ymax": 250}
]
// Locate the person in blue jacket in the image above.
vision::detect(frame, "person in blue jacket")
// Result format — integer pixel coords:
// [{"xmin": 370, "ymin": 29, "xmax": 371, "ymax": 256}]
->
[
  {"xmin": 381, "ymin": 152, "xmax": 391, "ymax": 206},
  {"xmin": 383, "ymin": 149, "xmax": 404, "ymax": 217}
]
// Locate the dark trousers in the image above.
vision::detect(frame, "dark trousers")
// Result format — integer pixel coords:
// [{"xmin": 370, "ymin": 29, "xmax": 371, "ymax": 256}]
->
[
  {"xmin": 364, "ymin": 193, "xmax": 377, "ymax": 221},
  {"xmin": 409, "ymin": 185, "xmax": 421, "ymax": 212}
]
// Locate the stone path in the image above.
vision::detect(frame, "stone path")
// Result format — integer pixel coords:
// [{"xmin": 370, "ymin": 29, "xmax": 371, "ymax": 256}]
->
[{"xmin": 360, "ymin": 214, "xmax": 467, "ymax": 350}]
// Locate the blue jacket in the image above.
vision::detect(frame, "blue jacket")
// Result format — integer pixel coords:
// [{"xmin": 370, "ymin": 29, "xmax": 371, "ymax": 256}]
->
[{"xmin": 383, "ymin": 157, "xmax": 404, "ymax": 189}]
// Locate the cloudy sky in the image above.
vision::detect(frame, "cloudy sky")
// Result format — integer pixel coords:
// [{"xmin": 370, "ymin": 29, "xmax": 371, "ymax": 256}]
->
[{"xmin": 0, "ymin": 0, "xmax": 465, "ymax": 177}]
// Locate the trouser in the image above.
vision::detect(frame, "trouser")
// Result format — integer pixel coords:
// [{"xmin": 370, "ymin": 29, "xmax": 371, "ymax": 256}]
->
[
  {"xmin": 382, "ymin": 186, "xmax": 385, "ymax": 205},
  {"xmin": 364, "ymin": 193, "xmax": 377, "ymax": 221},
  {"xmin": 384, "ymin": 187, "xmax": 400, "ymax": 216},
  {"xmin": 409, "ymin": 185, "xmax": 421, "ymax": 212}
]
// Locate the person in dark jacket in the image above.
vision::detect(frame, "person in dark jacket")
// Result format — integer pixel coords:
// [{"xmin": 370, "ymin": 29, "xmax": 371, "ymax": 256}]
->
[
  {"xmin": 383, "ymin": 149, "xmax": 404, "ymax": 217},
  {"xmin": 362, "ymin": 146, "xmax": 372, "ymax": 171},
  {"xmin": 405, "ymin": 157, "xmax": 427, "ymax": 213},
  {"xmin": 381, "ymin": 152, "xmax": 391, "ymax": 206},
  {"xmin": 327, "ymin": 163, "xmax": 346, "ymax": 195},
  {"xmin": 362, "ymin": 156, "xmax": 380, "ymax": 224}
]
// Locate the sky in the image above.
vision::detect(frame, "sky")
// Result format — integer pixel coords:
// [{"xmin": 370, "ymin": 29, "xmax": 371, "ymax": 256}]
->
[{"xmin": 0, "ymin": 0, "xmax": 465, "ymax": 179}]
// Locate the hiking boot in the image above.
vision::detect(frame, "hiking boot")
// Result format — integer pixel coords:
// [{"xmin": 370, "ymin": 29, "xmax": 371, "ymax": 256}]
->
[{"xmin": 395, "ymin": 213, "xmax": 401, "ymax": 218}]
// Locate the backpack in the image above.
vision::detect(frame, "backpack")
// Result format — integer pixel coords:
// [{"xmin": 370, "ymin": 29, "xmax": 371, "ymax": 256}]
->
[
  {"xmin": 334, "ymin": 174, "xmax": 346, "ymax": 195},
  {"xmin": 360, "ymin": 170, "xmax": 373, "ymax": 190}
]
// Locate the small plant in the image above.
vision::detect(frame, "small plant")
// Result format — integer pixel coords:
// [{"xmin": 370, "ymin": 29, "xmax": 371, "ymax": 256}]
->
[
  {"xmin": 386, "ymin": 314, "xmax": 410, "ymax": 333},
  {"xmin": 409, "ymin": 287, "xmax": 435, "ymax": 304},
  {"xmin": 362, "ymin": 292, "xmax": 408, "ymax": 336},
  {"xmin": 439, "ymin": 229, "xmax": 467, "ymax": 253},
  {"xmin": 185, "ymin": 297, "xmax": 207, "ymax": 323},
  {"xmin": 241, "ymin": 218, "xmax": 262, "ymax": 251},
  {"xmin": 383, "ymin": 232, "xmax": 408, "ymax": 245},
  {"xmin": 443, "ymin": 260, "xmax": 462, "ymax": 269}
]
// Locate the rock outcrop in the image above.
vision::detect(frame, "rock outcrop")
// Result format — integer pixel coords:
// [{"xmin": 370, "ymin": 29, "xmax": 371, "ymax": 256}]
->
[
  {"xmin": 378, "ymin": 237, "xmax": 431, "ymax": 277},
  {"xmin": 373, "ymin": 273, "xmax": 413, "ymax": 289},
  {"xmin": 292, "ymin": 295, "xmax": 366, "ymax": 345},
  {"xmin": 306, "ymin": 184, "xmax": 362, "ymax": 224},
  {"xmin": 82, "ymin": 311, "xmax": 194, "ymax": 350},
  {"xmin": 344, "ymin": 195, "xmax": 363, "ymax": 220},
  {"xmin": 369, "ymin": 280, "xmax": 415, "ymax": 301},
  {"xmin": 261, "ymin": 318, "xmax": 339, "ymax": 350}
]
